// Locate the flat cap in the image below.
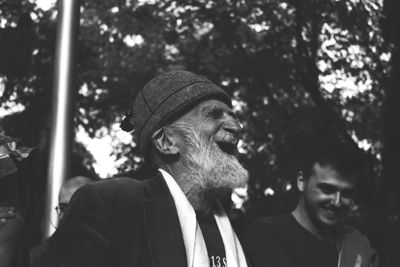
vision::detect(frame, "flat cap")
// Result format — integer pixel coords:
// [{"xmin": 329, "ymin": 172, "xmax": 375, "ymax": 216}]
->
[{"xmin": 129, "ymin": 70, "xmax": 231, "ymax": 155}]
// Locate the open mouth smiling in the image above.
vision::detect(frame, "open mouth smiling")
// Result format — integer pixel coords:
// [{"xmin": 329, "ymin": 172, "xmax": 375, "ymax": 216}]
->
[{"xmin": 216, "ymin": 138, "xmax": 238, "ymax": 155}]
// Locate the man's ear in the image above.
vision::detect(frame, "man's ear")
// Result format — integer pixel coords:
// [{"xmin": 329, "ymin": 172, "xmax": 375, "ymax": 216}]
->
[
  {"xmin": 151, "ymin": 127, "xmax": 180, "ymax": 155},
  {"xmin": 297, "ymin": 171, "xmax": 304, "ymax": 192}
]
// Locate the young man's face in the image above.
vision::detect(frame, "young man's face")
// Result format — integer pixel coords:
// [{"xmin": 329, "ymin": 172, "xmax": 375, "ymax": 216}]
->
[{"xmin": 301, "ymin": 163, "xmax": 357, "ymax": 228}]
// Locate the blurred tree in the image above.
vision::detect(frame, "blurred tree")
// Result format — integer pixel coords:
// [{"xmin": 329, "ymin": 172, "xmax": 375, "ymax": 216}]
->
[{"xmin": 0, "ymin": 0, "xmax": 390, "ymax": 255}]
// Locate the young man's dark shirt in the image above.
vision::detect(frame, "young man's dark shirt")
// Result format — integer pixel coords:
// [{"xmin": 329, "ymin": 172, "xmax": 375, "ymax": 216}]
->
[
  {"xmin": 196, "ymin": 211, "xmax": 226, "ymax": 267},
  {"xmin": 244, "ymin": 214, "xmax": 338, "ymax": 267}
]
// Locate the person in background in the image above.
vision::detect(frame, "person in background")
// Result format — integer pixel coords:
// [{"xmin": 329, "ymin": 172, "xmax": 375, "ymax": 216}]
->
[
  {"xmin": 55, "ymin": 176, "xmax": 94, "ymax": 221},
  {"xmin": 30, "ymin": 176, "xmax": 93, "ymax": 267},
  {"xmin": 0, "ymin": 134, "xmax": 33, "ymax": 267},
  {"xmin": 43, "ymin": 70, "xmax": 249, "ymax": 267},
  {"xmin": 244, "ymin": 139, "xmax": 378, "ymax": 267}
]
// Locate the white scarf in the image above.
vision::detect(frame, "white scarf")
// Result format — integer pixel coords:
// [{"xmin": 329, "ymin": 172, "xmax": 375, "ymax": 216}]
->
[{"xmin": 159, "ymin": 169, "xmax": 248, "ymax": 267}]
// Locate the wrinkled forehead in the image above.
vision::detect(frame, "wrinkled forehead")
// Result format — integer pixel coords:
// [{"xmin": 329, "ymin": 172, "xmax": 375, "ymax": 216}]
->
[
  {"xmin": 192, "ymin": 99, "xmax": 231, "ymax": 115},
  {"xmin": 168, "ymin": 98, "xmax": 232, "ymax": 124}
]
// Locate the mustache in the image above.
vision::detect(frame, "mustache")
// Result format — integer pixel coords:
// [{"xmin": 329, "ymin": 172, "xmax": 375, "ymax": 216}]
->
[
  {"xmin": 215, "ymin": 133, "xmax": 238, "ymax": 155},
  {"xmin": 215, "ymin": 131, "xmax": 239, "ymax": 145}
]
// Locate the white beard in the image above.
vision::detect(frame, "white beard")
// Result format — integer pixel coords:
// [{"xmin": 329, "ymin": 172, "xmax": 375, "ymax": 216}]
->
[{"xmin": 173, "ymin": 122, "xmax": 249, "ymax": 196}]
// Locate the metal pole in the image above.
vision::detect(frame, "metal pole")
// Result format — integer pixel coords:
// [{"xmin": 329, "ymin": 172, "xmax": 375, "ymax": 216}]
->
[{"xmin": 43, "ymin": 0, "xmax": 80, "ymax": 238}]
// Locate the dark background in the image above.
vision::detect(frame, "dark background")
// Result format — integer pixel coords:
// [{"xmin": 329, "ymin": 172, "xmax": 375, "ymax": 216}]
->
[{"xmin": 0, "ymin": 0, "xmax": 399, "ymax": 265}]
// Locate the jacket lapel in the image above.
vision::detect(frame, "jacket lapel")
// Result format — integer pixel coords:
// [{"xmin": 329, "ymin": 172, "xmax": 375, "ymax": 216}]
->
[{"xmin": 143, "ymin": 175, "xmax": 187, "ymax": 267}]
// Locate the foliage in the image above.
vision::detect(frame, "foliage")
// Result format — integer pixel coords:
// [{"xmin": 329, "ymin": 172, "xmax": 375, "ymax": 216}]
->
[{"xmin": 0, "ymin": 0, "xmax": 388, "ymax": 215}]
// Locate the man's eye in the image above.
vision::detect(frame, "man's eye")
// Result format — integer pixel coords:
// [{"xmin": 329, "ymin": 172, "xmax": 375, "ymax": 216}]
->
[
  {"xmin": 341, "ymin": 190, "xmax": 355, "ymax": 199},
  {"xmin": 208, "ymin": 108, "xmax": 223, "ymax": 118},
  {"xmin": 319, "ymin": 185, "xmax": 336, "ymax": 194}
]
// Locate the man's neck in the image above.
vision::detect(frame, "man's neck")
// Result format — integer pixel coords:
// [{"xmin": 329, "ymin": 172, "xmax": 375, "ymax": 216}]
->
[
  {"xmin": 161, "ymin": 164, "xmax": 216, "ymax": 215},
  {"xmin": 292, "ymin": 200, "xmax": 338, "ymax": 246}
]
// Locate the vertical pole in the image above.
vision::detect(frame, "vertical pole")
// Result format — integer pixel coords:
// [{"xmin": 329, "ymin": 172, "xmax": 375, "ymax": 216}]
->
[{"xmin": 43, "ymin": 0, "xmax": 80, "ymax": 238}]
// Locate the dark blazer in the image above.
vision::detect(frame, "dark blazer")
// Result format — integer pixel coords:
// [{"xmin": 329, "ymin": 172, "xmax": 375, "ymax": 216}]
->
[{"xmin": 43, "ymin": 173, "xmax": 188, "ymax": 267}]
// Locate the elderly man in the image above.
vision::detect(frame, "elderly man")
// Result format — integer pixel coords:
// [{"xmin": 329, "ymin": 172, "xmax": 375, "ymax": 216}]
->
[
  {"xmin": 43, "ymin": 70, "xmax": 249, "ymax": 267},
  {"xmin": 244, "ymin": 140, "xmax": 378, "ymax": 267}
]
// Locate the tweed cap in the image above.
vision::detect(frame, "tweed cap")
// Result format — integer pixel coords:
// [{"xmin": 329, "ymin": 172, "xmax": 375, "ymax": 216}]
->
[{"xmin": 130, "ymin": 70, "xmax": 231, "ymax": 155}]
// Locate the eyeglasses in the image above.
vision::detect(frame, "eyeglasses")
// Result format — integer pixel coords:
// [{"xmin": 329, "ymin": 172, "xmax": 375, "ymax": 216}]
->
[{"xmin": 55, "ymin": 203, "xmax": 69, "ymax": 215}]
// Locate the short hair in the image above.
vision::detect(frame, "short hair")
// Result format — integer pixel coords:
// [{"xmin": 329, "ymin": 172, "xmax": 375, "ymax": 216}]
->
[
  {"xmin": 301, "ymin": 139, "xmax": 364, "ymax": 181},
  {"xmin": 62, "ymin": 176, "xmax": 93, "ymax": 191},
  {"xmin": 59, "ymin": 176, "xmax": 94, "ymax": 203}
]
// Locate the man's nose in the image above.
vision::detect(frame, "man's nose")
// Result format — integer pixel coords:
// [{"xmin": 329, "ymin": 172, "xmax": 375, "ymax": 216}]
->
[
  {"xmin": 331, "ymin": 192, "xmax": 342, "ymax": 207},
  {"xmin": 222, "ymin": 114, "xmax": 242, "ymax": 135}
]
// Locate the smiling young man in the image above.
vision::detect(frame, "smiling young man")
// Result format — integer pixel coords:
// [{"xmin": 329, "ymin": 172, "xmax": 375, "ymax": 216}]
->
[
  {"xmin": 244, "ymin": 140, "xmax": 378, "ymax": 267},
  {"xmin": 43, "ymin": 70, "xmax": 249, "ymax": 267}
]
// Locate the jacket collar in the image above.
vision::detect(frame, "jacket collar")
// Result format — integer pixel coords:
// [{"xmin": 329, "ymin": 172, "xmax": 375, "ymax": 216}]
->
[{"xmin": 142, "ymin": 172, "xmax": 188, "ymax": 267}]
